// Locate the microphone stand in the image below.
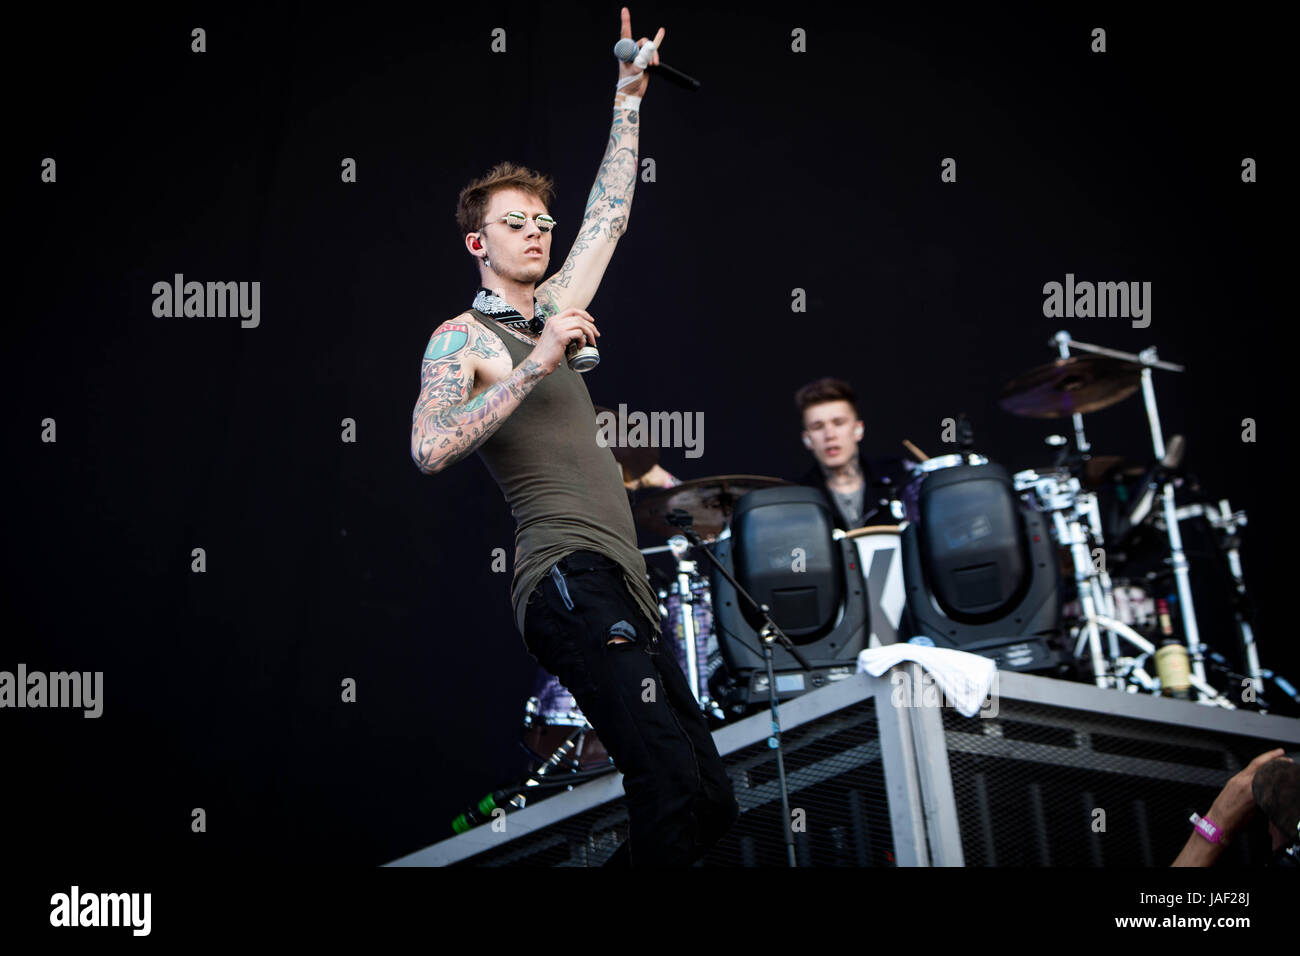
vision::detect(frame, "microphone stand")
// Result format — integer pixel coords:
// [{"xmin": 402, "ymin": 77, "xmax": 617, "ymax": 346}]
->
[{"xmin": 665, "ymin": 508, "xmax": 811, "ymax": 867}]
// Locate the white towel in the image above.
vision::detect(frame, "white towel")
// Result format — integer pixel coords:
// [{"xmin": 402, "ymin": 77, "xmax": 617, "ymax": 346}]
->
[{"xmin": 857, "ymin": 643, "xmax": 998, "ymax": 717}]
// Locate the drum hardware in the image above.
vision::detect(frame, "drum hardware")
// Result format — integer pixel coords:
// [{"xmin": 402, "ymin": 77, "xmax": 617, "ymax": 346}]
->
[
  {"xmin": 451, "ymin": 723, "xmax": 620, "ymax": 834},
  {"xmin": 662, "ymin": 534, "xmax": 721, "ymax": 717},
  {"xmin": 1045, "ymin": 332, "xmax": 1214, "ymax": 701},
  {"xmin": 522, "ymin": 675, "xmax": 612, "ymax": 774},
  {"xmin": 1012, "ymin": 465, "xmax": 1123, "ymax": 681},
  {"xmin": 665, "ymin": 505, "xmax": 808, "ymax": 867},
  {"xmin": 1088, "ymin": 615, "xmax": 1235, "ymax": 708},
  {"xmin": 633, "ymin": 474, "xmax": 790, "ymax": 542},
  {"xmin": 1054, "ymin": 487, "xmax": 1114, "ymax": 689},
  {"xmin": 1168, "ymin": 498, "xmax": 1269, "ymax": 705},
  {"xmin": 912, "ymin": 452, "xmax": 989, "ymax": 472}
]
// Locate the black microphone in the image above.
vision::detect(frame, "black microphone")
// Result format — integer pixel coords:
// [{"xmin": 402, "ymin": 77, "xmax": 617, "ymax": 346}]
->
[{"xmin": 613, "ymin": 38, "xmax": 701, "ymax": 91}]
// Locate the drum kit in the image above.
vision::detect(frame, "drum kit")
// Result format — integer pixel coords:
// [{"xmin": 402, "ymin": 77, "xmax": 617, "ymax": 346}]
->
[{"xmin": 512, "ymin": 329, "xmax": 1291, "ymax": 797}]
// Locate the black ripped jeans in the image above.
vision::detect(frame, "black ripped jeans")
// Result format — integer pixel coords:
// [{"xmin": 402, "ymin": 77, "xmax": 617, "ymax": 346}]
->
[{"xmin": 523, "ymin": 550, "xmax": 739, "ymax": 866}]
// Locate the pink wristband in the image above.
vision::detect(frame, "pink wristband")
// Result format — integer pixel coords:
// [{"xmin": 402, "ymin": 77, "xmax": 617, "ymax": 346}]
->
[{"xmin": 1190, "ymin": 812, "xmax": 1226, "ymax": 845}]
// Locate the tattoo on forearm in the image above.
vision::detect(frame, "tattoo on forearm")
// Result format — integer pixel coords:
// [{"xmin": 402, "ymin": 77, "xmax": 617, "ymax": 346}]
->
[
  {"xmin": 411, "ymin": 356, "xmax": 546, "ymax": 473},
  {"xmin": 536, "ymin": 109, "xmax": 640, "ymax": 314},
  {"xmin": 584, "ymin": 113, "xmax": 638, "ymax": 234}
]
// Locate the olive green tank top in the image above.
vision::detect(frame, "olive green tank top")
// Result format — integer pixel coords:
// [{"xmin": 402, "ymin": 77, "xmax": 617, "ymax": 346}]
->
[{"xmin": 467, "ymin": 308, "xmax": 662, "ymax": 639}]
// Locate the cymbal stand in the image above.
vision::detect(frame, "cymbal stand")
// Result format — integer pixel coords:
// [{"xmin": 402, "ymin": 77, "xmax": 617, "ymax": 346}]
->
[
  {"xmin": 1079, "ymin": 490, "xmax": 1121, "ymax": 664},
  {"xmin": 1020, "ymin": 466, "xmax": 1116, "ymax": 688},
  {"xmin": 1052, "ymin": 331, "xmax": 1092, "ymax": 456},
  {"xmin": 1053, "ymin": 332, "xmax": 1209, "ymax": 703},
  {"xmin": 1211, "ymin": 500, "xmax": 1263, "ymax": 699},
  {"xmin": 1176, "ymin": 499, "xmax": 1264, "ymax": 701},
  {"xmin": 1051, "ymin": 495, "xmax": 1112, "ymax": 689}
]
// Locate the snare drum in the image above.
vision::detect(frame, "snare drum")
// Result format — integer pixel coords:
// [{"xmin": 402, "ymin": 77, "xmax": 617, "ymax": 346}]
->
[{"xmin": 850, "ymin": 529, "xmax": 906, "ymax": 647}]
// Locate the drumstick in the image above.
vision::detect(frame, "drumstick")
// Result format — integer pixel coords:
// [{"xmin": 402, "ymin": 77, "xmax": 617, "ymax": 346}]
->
[
  {"xmin": 834, "ymin": 525, "xmax": 903, "ymax": 540},
  {"xmin": 902, "ymin": 439, "xmax": 929, "ymax": 462}
]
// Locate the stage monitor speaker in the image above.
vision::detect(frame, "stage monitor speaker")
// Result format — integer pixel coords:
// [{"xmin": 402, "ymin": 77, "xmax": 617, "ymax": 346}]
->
[
  {"xmin": 710, "ymin": 487, "xmax": 868, "ymax": 709},
  {"xmin": 900, "ymin": 464, "xmax": 1061, "ymax": 672}
]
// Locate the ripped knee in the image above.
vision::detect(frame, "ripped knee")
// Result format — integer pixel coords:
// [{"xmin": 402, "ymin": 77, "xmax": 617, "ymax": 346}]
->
[{"xmin": 607, "ymin": 620, "xmax": 637, "ymax": 646}]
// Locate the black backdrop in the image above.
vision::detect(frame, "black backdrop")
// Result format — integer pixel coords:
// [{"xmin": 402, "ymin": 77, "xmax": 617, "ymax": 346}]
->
[{"xmin": 8, "ymin": 3, "xmax": 1290, "ymax": 868}]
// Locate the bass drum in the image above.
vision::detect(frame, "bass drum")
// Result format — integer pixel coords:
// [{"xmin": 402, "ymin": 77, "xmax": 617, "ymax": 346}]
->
[{"xmin": 849, "ymin": 527, "xmax": 907, "ymax": 647}]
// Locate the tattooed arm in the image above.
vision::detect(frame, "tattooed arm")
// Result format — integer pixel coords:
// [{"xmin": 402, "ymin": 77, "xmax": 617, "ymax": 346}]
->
[
  {"xmin": 410, "ymin": 318, "xmax": 546, "ymax": 476},
  {"xmin": 534, "ymin": 106, "xmax": 639, "ymax": 318},
  {"xmin": 410, "ymin": 309, "xmax": 600, "ymax": 475},
  {"xmin": 535, "ymin": 44, "xmax": 666, "ymax": 316}
]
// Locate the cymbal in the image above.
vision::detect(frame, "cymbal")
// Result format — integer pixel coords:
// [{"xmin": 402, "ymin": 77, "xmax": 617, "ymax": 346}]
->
[
  {"xmin": 634, "ymin": 475, "xmax": 791, "ymax": 541},
  {"xmin": 1000, "ymin": 356, "xmax": 1143, "ymax": 419}
]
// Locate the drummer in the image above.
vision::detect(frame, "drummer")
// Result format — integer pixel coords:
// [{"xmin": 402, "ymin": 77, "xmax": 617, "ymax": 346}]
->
[
  {"xmin": 794, "ymin": 377, "xmax": 908, "ymax": 530},
  {"xmin": 595, "ymin": 406, "xmax": 682, "ymax": 494}
]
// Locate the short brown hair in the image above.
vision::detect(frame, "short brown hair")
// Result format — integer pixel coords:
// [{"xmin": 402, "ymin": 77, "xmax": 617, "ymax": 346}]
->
[
  {"xmin": 455, "ymin": 161, "xmax": 556, "ymax": 239},
  {"xmin": 794, "ymin": 377, "xmax": 859, "ymax": 421}
]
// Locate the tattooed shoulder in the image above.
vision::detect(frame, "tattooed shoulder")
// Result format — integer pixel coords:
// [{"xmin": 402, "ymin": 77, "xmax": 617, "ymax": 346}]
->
[
  {"xmin": 465, "ymin": 313, "xmax": 519, "ymax": 354},
  {"xmin": 424, "ymin": 314, "xmax": 474, "ymax": 362},
  {"xmin": 467, "ymin": 326, "xmax": 504, "ymax": 360}
]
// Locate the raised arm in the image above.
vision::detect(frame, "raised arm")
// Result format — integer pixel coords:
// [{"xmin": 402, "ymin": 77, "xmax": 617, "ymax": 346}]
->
[
  {"xmin": 409, "ymin": 319, "xmax": 546, "ymax": 476},
  {"xmin": 535, "ymin": 12, "xmax": 664, "ymax": 317}
]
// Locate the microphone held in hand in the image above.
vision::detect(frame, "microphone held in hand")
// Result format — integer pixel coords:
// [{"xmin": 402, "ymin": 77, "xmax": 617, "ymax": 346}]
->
[{"xmin": 613, "ymin": 37, "xmax": 701, "ymax": 91}]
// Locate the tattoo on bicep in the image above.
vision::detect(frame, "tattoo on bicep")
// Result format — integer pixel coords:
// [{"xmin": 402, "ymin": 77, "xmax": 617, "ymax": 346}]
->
[
  {"xmin": 535, "ymin": 285, "xmax": 560, "ymax": 316},
  {"xmin": 424, "ymin": 322, "xmax": 470, "ymax": 361}
]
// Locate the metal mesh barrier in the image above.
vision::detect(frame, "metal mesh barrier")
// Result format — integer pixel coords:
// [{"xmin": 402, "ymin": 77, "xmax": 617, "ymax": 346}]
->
[
  {"xmin": 939, "ymin": 700, "xmax": 1274, "ymax": 866},
  {"xmin": 453, "ymin": 698, "xmax": 897, "ymax": 867}
]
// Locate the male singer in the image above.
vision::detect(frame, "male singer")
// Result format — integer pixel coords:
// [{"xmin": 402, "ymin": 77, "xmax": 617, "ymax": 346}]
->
[{"xmin": 410, "ymin": 9, "xmax": 737, "ymax": 866}]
